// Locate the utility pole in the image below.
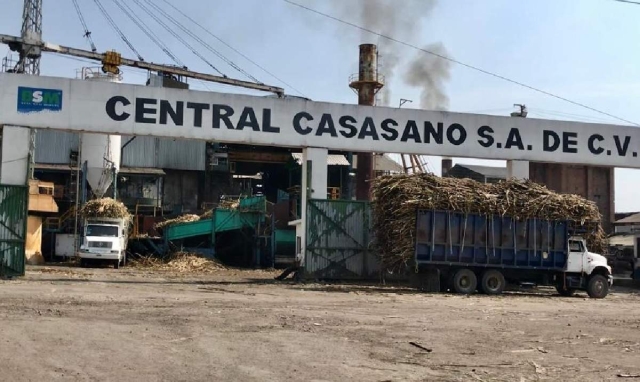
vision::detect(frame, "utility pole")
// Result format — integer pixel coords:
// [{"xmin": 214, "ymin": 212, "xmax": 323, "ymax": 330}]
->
[
  {"xmin": 349, "ymin": 44, "xmax": 384, "ymax": 200},
  {"xmin": 508, "ymin": 104, "xmax": 529, "ymax": 180},
  {"xmin": 14, "ymin": 0, "xmax": 43, "ymax": 75}
]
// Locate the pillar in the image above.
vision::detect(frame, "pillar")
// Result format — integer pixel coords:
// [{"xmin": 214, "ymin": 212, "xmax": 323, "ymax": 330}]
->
[
  {"xmin": 507, "ymin": 160, "xmax": 529, "ymax": 180},
  {"xmin": 1, "ymin": 126, "xmax": 31, "ymax": 185},
  {"xmin": 300, "ymin": 147, "xmax": 328, "ymax": 266}
]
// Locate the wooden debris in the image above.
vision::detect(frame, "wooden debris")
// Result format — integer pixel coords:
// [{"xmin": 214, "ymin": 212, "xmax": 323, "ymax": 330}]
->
[
  {"xmin": 129, "ymin": 252, "xmax": 226, "ymax": 273},
  {"xmin": 409, "ymin": 341, "xmax": 433, "ymax": 353},
  {"xmin": 371, "ymin": 173, "xmax": 607, "ymax": 272}
]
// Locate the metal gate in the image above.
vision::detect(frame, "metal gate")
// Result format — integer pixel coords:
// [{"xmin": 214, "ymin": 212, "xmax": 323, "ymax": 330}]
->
[
  {"xmin": 305, "ymin": 199, "xmax": 378, "ymax": 280},
  {"xmin": 0, "ymin": 185, "xmax": 28, "ymax": 278}
]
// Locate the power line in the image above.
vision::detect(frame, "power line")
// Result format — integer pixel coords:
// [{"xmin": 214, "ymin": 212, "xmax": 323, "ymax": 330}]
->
[
  {"xmin": 613, "ymin": 0, "xmax": 640, "ymax": 5},
  {"xmin": 92, "ymin": 0, "xmax": 144, "ymax": 61},
  {"xmin": 140, "ymin": 0, "xmax": 257, "ymax": 82},
  {"xmin": 129, "ymin": 0, "xmax": 225, "ymax": 76},
  {"xmin": 283, "ymin": 0, "xmax": 640, "ymax": 127},
  {"xmin": 528, "ymin": 111, "xmax": 613, "ymax": 124},
  {"xmin": 159, "ymin": 0, "xmax": 307, "ymax": 98},
  {"xmin": 528, "ymin": 108, "xmax": 618, "ymax": 124},
  {"xmin": 110, "ymin": 0, "xmax": 184, "ymax": 67},
  {"xmin": 71, "ymin": 0, "xmax": 97, "ymax": 52}
]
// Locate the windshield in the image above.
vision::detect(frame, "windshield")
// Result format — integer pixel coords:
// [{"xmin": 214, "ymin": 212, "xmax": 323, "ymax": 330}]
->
[{"xmin": 86, "ymin": 225, "xmax": 119, "ymax": 237}]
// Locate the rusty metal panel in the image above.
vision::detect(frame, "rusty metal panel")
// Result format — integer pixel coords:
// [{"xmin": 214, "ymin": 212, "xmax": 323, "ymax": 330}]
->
[
  {"xmin": 304, "ymin": 199, "xmax": 378, "ymax": 280},
  {"xmin": 157, "ymin": 138, "xmax": 205, "ymax": 171},
  {"xmin": 121, "ymin": 136, "xmax": 157, "ymax": 168},
  {"xmin": 34, "ymin": 130, "xmax": 79, "ymax": 164}
]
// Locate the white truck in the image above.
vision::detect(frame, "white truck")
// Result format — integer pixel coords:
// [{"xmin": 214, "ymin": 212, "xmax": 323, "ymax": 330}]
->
[{"xmin": 78, "ymin": 217, "xmax": 129, "ymax": 268}]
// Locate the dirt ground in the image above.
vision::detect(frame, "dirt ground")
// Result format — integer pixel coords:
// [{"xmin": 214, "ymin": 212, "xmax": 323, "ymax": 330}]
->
[{"xmin": 2, "ymin": 266, "xmax": 640, "ymax": 382}]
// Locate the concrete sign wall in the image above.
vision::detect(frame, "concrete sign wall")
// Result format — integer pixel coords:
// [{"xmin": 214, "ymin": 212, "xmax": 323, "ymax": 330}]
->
[{"xmin": 2, "ymin": 73, "xmax": 640, "ymax": 168}]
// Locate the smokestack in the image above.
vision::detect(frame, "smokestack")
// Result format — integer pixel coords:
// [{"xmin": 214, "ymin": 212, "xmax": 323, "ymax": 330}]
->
[
  {"xmin": 349, "ymin": 44, "xmax": 384, "ymax": 200},
  {"xmin": 441, "ymin": 157, "xmax": 452, "ymax": 176}
]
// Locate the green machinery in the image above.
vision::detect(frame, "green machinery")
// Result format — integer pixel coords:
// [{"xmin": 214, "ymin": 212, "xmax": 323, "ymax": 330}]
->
[{"xmin": 164, "ymin": 196, "xmax": 267, "ymax": 246}]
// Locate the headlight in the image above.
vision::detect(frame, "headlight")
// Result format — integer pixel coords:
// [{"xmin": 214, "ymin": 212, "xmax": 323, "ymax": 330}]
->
[{"xmin": 111, "ymin": 250, "xmax": 119, "ymax": 254}]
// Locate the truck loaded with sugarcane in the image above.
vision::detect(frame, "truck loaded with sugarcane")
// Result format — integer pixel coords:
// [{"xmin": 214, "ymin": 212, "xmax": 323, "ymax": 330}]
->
[
  {"xmin": 372, "ymin": 174, "xmax": 612, "ymax": 298},
  {"xmin": 77, "ymin": 198, "xmax": 131, "ymax": 269}
]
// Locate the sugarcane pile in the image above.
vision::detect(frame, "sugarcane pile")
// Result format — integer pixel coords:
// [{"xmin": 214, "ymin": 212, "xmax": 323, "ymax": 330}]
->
[
  {"xmin": 154, "ymin": 214, "xmax": 200, "ymax": 231},
  {"xmin": 130, "ymin": 251, "xmax": 226, "ymax": 273},
  {"xmin": 80, "ymin": 198, "xmax": 130, "ymax": 219},
  {"xmin": 371, "ymin": 173, "xmax": 607, "ymax": 272}
]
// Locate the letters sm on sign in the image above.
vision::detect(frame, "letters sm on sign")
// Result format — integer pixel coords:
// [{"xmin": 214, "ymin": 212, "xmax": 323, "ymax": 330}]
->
[{"xmin": 1, "ymin": 73, "xmax": 640, "ymax": 168}]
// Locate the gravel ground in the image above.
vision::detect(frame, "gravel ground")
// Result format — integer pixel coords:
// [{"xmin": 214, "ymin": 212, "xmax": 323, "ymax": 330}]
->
[{"xmin": 1, "ymin": 265, "xmax": 640, "ymax": 382}]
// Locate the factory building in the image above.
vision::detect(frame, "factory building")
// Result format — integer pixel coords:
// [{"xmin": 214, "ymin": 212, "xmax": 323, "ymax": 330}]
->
[{"xmin": 529, "ymin": 163, "xmax": 615, "ymax": 233}]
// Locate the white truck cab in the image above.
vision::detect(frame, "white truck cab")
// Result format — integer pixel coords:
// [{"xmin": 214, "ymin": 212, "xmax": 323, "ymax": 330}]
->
[
  {"xmin": 78, "ymin": 217, "xmax": 129, "ymax": 268},
  {"xmin": 558, "ymin": 237, "xmax": 612, "ymax": 298}
]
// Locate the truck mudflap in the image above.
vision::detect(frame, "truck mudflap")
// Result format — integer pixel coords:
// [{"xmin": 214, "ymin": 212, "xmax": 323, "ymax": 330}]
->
[{"xmin": 607, "ymin": 274, "xmax": 614, "ymax": 286}]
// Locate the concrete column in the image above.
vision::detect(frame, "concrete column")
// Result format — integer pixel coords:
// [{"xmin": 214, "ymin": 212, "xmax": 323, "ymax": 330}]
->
[
  {"xmin": 507, "ymin": 160, "xmax": 529, "ymax": 180},
  {"xmin": 1, "ymin": 126, "xmax": 31, "ymax": 185},
  {"xmin": 300, "ymin": 147, "xmax": 328, "ymax": 266}
]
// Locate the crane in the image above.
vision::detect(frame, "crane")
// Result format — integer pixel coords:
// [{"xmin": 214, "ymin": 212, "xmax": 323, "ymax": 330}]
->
[
  {"xmin": 2, "ymin": 0, "xmax": 284, "ymax": 96},
  {"xmin": 1, "ymin": 34, "xmax": 285, "ymax": 96}
]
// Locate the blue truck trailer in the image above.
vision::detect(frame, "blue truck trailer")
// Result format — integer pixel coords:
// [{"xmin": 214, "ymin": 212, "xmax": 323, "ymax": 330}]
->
[{"xmin": 414, "ymin": 210, "xmax": 612, "ymax": 298}]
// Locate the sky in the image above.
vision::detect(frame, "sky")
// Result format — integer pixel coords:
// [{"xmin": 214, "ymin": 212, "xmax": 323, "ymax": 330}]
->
[{"xmin": 2, "ymin": 0, "xmax": 640, "ymax": 210}]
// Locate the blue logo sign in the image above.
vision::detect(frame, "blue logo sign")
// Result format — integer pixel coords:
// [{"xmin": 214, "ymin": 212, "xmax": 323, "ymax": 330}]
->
[{"xmin": 17, "ymin": 87, "xmax": 63, "ymax": 113}]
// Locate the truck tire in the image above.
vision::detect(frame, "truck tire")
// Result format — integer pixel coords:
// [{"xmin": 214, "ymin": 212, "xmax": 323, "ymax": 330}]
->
[
  {"xmin": 114, "ymin": 259, "xmax": 120, "ymax": 269},
  {"xmin": 480, "ymin": 270, "xmax": 505, "ymax": 295},
  {"xmin": 555, "ymin": 285, "xmax": 576, "ymax": 297},
  {"xmin": 452, "ymin": 269, "xmax": 477, "ymax": 294},
  {"xmin": 587, "ymin": 275, "xmax": 609, "ymax": 299}
]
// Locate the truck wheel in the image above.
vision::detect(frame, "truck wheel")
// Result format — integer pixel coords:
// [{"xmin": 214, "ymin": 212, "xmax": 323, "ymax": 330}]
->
[
  {"xmin": 587, "ymin": 275, "xmax": 609, "ymax": 299},
  {"xmin": 114, "ymin": 259, "xmax": 120, "ymax": 269},
  {"xmin": 555, "ymin": 285, "xmax": 576, "ymax": 297},
  {"xmin": 452, "ymin": 269, "xmax": 477, "ymax": 294},
  {"xmin": 122, "ymin": 253, "xmax": 127, "ymax": 267},
  {"xmin": 481, "ymin": 270, "xmax": 505, "ymax": 295}
]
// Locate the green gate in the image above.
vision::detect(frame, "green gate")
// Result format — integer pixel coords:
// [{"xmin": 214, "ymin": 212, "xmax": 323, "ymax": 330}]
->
[
  {"xmin": 0, "ymin": 185, "xmax": 28, "ymax": 278},
  {"xmin": 305, "ymin": 199, "xmax": 378, "ymax": 280}
]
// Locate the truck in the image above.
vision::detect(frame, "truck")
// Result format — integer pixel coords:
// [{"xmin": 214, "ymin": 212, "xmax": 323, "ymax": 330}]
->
[
  {"xmin": 78, "ymin": 217, "xmax": 129, "ymax": 269},
  {"xmin": 633, "ymin": 235, "xmax": 640, "ymax": 281},
  {"xmin": 414, "ymin": 210, "xmax": 612, "ymax": 298}
]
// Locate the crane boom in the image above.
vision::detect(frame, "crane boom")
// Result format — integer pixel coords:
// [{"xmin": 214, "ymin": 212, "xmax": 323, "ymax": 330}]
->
[{"xmin": 0, "ymin": 34, "xmax": 285, "ymax": 96}]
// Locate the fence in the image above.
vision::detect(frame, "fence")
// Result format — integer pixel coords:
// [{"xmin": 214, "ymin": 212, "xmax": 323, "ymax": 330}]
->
[
  {"xmin": 0, "ymin": 185, "xmax": 28, "ymax": 278},
  {"xmin": 304, "ymin": 199, "xmax": 379, "ymax": 280}
]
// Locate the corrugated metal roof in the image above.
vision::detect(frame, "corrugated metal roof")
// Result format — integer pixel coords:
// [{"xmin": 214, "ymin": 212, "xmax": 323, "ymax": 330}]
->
[
  {"xmin": 456, "ymin": 164, "xmax": 507, "ymax": 179},
  {"xmin": 34, "ymin": 163, "xmax": 79, "ymax": 171},
  {"xmin": 291, "ymin": 153, "xmax": 350, "ymax": 166},
  {"xmin": 119, "ymin": 167, "xmax": 165, "ymax": 175},
  {"xmin": 615, "ymin": 212, "xmax": 640, "ymax": 224}
]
